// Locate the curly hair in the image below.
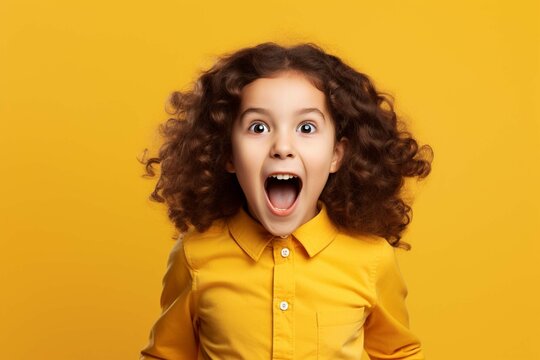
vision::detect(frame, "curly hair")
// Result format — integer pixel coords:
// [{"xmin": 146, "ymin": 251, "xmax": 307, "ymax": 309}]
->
[{"xmin": 139, "ymin": 42, "xmax": 433, "ymax": 250}]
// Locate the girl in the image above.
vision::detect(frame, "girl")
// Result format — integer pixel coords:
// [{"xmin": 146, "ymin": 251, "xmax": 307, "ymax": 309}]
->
[{"xmin": 139, "ymin": 42, "xmax": 433, "ymax": 360}]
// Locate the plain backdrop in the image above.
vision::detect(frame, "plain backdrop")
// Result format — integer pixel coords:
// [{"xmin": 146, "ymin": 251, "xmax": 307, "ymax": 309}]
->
[{"xmin": 1, "ymin": 0, "xmax": 538, "ymax": 359}]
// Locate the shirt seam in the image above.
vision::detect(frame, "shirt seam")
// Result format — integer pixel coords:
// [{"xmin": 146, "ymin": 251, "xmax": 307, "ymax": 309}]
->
[
  {"xmin": 179, "ymin": 232, "xmax": 198, "ymax": 291},
  {"xmin": 180, "ymin": 232, "xmax": 197, "ymax": 273},
  {"xmin": 180, "ymin": 232, "xmax": 200, "ymax": 340},
  {"xmin": 369, "ymin": 240, "xmax": 384, "ymax": 310}
]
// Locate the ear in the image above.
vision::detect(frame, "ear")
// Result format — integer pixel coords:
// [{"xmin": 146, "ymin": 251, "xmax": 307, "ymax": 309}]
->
[
  {"xmin": 225, "ymin": 158, "xmax": 236, "ymax": 173},
  {"xmin": 330, "ymin": 137, "xmax": 348, "ymax": 173}
]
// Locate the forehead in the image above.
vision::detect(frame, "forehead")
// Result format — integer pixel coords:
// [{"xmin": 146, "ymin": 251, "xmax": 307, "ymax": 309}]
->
[{"xmin": 239, "ymin": 71, "xmax": 328, "ymax": 113}]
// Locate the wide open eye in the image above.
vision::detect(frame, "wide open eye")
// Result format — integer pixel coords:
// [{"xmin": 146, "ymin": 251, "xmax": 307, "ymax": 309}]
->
[
  {"xmin": 297, "ymin": 122, "xmax": 316, "ymax": 134},
  {"xmin": 248, "ymin": 122, "xmax": 269, "ymax": 134}
]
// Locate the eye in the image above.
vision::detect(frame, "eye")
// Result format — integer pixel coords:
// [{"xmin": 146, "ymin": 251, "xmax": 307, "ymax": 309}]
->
[
  {"xmin": 297, "ymin": 122, "xmax": 316, "ymax": 134},
  {"xmin": 248, "ymin": 122, "xmax": 269, "ymax": 134}
]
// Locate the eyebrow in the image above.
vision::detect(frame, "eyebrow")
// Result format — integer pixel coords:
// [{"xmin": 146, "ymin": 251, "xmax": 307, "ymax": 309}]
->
[{"xmin": 239, "ymin": 107, "xmax": 326, "ymax": 121}]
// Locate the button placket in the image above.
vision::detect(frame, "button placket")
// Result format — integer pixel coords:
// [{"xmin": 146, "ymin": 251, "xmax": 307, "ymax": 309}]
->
[{"xmin": 272, "ymin": 235, "xmax": 295, "ymax": 359}]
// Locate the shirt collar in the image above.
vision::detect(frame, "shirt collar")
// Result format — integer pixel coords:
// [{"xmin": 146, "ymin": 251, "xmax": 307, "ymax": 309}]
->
[{"xmin": 227, "ymin": 201, "xmax": 339, "ymax": 262}]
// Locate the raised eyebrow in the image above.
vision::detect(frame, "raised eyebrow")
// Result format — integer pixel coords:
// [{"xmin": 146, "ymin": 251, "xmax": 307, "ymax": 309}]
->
[{"xmin": 239, "ymin": 107, "xmax": 326, "ymax": 120}]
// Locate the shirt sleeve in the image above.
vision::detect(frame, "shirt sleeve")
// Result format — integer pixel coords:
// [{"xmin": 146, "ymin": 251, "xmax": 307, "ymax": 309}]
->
[
  {"xmin": 363, "ymin": 241, "xmax": 426, "ymax": 360},
  {"xmin": 140, "ymin": 234, "xmax": 199, "ymax": 360}
]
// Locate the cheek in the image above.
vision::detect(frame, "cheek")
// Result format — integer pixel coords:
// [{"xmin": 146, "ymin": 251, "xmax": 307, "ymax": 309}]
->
[
  {"xmin": 233, "ymin": 144, "xmax": 257, "ymax": 169},
  {"xmin": 302, "ymin": 150, "xmax": 336, "ymax": 193},
  {"xmin": 230, "ymin": 137, "xmax": 249, "ymax": 168},
  {"xmin": 231, "ymin": 145, "xmax": 266, "ymax": 185},
  {"xmin": 305, "ymin": 144, "xmax": 336, "ymax": 170},
  {"xmin": 304, "ymin": 157, "xmax": 332, "ymax": 188}
]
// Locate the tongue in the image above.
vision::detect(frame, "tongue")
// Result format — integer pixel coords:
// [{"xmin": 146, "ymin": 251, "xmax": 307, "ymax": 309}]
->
[{"xmin": 267, "ymin": 182, "xmax": 297, "ymax": 209}]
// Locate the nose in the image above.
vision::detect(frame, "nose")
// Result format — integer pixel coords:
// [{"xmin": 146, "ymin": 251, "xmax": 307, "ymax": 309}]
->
[{"xmin": 270, "ymin": 132, "xmax": 295, "ymax": 159}]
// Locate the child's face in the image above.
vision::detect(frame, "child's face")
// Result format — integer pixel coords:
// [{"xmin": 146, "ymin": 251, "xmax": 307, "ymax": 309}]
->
[{"xmin": 226, "ymin": 71, "xmax": 346, "ymax": 237}]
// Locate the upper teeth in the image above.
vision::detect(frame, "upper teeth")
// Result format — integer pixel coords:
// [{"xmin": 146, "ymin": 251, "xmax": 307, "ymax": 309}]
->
[{"xmin": 270, "ymin": 174, "xmax": 298, "ymax": 180}]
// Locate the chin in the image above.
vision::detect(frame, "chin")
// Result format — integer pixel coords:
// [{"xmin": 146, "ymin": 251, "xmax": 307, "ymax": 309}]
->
[{"xmin": 261, "ymin": 218, "xmax": 300, "ymax": 237}]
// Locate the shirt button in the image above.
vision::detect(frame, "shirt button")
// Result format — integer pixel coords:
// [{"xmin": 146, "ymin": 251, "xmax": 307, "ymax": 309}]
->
[
  {"xmin": 279, "ymin": 301, "xmax": 289, "ymax": 311},
  {"xmin": 281, "ymin": 247, "xmax": 290, "ymax": 258}
]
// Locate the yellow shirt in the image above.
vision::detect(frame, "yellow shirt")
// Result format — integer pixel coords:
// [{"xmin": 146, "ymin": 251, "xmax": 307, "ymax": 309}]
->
[{"xmin": 140, "ymin": 202, "xmax": 425, "ymax": 360}]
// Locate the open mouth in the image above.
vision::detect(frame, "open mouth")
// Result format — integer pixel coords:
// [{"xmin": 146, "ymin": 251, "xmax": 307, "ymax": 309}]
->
[{"xmin": 264, "ymin": 174, "xmax": 303, "ymax": 211}]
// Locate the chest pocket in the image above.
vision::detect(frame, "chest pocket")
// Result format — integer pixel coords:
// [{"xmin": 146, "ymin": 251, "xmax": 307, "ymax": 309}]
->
[{"xmin": 317, "ymin": 307, "xmax": 366, "ymax": 360}]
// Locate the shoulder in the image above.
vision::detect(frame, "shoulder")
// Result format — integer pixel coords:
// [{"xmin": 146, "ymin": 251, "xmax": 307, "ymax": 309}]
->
[
  {"xmin": 368, "ymin": 237, "xmax": 408, "ymax": 299},
  {"xmin": 335, "ymin": 231, "xmax": 400, "ymax": 283},
  {"xmin": 181, "ymin": 218, "xmax": 231, "ymax": 270},
  {"xmin": 335, "ymin": 230, "xmax": 391, "ymax": 260}
]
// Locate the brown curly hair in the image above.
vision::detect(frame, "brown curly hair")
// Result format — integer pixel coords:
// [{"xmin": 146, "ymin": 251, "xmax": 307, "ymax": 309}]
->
[{"xmin": 139, "ymin": 41, "xmax": 433, "ymax": 250}]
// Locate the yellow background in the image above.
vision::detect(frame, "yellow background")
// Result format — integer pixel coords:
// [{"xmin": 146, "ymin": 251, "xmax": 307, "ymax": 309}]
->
[{"xmin": 1, "ymin": 0, "xmax": 538, "ymax": 359}]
